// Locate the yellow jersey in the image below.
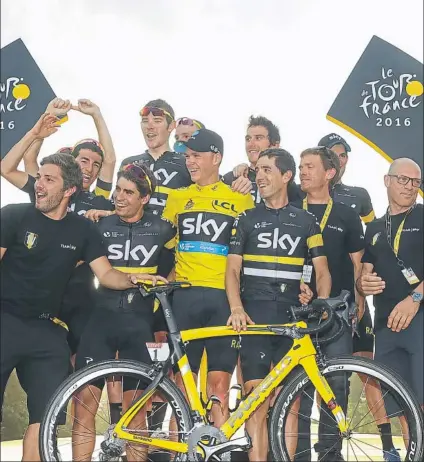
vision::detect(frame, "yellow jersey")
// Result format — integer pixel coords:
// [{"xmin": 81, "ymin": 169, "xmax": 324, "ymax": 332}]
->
[{"xmin": 162, "ymin": 181, "xmax": 254, "ymax": 289}]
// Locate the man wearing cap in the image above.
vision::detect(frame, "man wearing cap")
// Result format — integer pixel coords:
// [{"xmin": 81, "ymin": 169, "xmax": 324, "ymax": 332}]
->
[
  {"xmin": 163, "ymin": 128, "xmax": 255, "ymax": 429},
  {"xmin": 319, "ymin": 133, "xmax": 375, "ymax": 224}
]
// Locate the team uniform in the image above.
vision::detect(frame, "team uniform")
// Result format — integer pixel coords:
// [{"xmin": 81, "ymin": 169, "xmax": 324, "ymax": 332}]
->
[
  {"xmin": 228, "ymin": 203, "xmax": 325, "ymax": 382},
  {"xmin": 331, "ymin": 183, "xmax": 376, "ymax": 353},
  {"xmin": 362, "ymin": 204, "xmax": 423, "ymax": 407},
  {"xmin": 75, "ymin": 212, "xmax": 176, "ymax": 382},
  {"xmin": 121, "ymin": 151, "xmax": 192, "ymax": 332},
  {"xmin": 162, "ymin": 181, "xmax": 254, "ymax": 374},
  {"xmin": 0, "ymin": 203, "xmax": 105, "ymax": 424},
  {"xmin": 294, "ymin": 199, "xmax": 365, "ymax": 460}
]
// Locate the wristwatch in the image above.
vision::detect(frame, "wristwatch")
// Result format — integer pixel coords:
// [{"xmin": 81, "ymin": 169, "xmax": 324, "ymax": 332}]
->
[{"xmin": 409, "ymin": 291, "xmax": 423, "ymax": 303}]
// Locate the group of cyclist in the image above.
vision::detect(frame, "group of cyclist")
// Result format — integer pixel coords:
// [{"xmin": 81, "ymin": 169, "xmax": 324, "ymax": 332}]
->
[{"xmin": 0, "ymin": 96, "xmax": 422, "ymax": 462}]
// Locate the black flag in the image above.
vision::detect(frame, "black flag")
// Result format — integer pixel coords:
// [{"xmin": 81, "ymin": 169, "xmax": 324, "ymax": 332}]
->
[
  {"xmin": 327, "ymin": 35, "xmax": 423, "ymax": 193},
  {"xmin": 1, "ymin": 39, "xmax": 57, "ymax": 159}
]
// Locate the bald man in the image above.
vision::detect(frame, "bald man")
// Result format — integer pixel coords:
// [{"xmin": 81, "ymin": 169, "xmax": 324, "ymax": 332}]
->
[{"xmin": 358, "ymin": 158, "xmax": 423, "ymax": 456}]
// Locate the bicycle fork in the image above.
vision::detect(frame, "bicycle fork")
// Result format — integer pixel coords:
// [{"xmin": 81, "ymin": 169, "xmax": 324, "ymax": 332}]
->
[{"xmin": 299, "ymin": 354, "xmax": 349, "ymax": 435}]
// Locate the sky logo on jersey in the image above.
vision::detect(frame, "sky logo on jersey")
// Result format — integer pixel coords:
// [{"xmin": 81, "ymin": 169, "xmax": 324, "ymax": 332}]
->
[
  {"xmin": 181, "ymin": 213, "xmax": 228, "ymax": 242},
  {"xmin": 151, "ymin": 166, "xmax": 178, "ymax": 185},
  {"xmin": 257, "ymin": 229, "xmax": 301, "ymax": 255},
  {"xmin": 24, "ymin": 231, "xmax": 38, "ymax": 249},
  {"xmin": 108, "ymin": 241, "xmax": 158, "ymax": 265}
]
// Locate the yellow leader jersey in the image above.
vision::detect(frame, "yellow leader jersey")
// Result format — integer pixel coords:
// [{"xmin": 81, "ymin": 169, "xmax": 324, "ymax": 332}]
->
[{"xmin": 162, "ymin": 181, "xmax": 254, "ymax": 289}]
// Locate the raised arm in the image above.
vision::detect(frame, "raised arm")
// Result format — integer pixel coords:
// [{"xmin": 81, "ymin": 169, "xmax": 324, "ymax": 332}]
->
[
  {"xmin": 72, "ymin": 99, "xmax": 116, "ymax": 184},
  {"xmin": 1, "ymin": 113, "xmax": 59, "ymax": 189},
  {"xmin": 22, "ymin": 98, "xmax": 72, "ymax": 177}
]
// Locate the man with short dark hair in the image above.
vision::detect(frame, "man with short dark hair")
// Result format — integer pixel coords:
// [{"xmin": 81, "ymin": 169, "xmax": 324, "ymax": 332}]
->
[
  {"xmin": 0, "ymin": 113, "xmax": 115, "ymax": 357},
  {"xmin": 0, "ymin": 149, "xmax": 154, "ymax": 461},
  {"xmin": 226, "ymin": 148, "xmax": 331, "ymax": 461},
  {"xmin": 163, "ymin": 128, "xmax": 255, "ymax": 429},
  {"xmin": 223, "ymin": 115, "xmax": 281, "ymax": 204},
  {"xmin": 73, "ymin": 163, "xmax": 171, "ymax": 462},
  {"xmin": 294, "ymin": 146, "xmax": 366, "ymax": 461},
  {"xmin": 358, "ymin": 158, "xmax": 423, "ymax": 458}
]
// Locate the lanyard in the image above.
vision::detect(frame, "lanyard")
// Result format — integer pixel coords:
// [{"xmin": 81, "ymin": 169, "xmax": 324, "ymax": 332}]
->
[
  {"xmin": 385, "ymin": 205, "xmax": 415, "ymax": 258},
  {"xmin": 303, "ymin": 198, "xmax": 333, "ymax": 232}
]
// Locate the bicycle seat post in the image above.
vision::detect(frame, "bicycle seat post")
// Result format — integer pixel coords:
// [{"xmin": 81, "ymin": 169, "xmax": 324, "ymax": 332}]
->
[{"xmin": 155, "ymin": 291, "xmax": 179, "ymax": 335}]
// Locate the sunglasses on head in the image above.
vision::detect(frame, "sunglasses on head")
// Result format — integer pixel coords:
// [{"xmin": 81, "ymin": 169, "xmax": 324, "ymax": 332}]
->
[
  {"xmin": 72, "ymin": 138, "xmax": 104, "ymax": 155},
  {"xmin": 176, "ymin": 117, "xmax": 202, "ymax": 129},
  {"xmin": 140, "ymin": 106, "xmax": 174, "ymax": 120},
  {"xmin": 123, "ymin": 163, "xmax": 153, "ymax": 193},
  {"xmin": 57, "ymin": 147, "xmax": 72, "ymax": 155}
]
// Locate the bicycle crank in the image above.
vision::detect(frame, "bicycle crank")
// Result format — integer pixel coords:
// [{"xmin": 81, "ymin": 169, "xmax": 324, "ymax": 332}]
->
[{"xmin": 188, "ymin": 425, "xmax": 251, "ymax": 461}]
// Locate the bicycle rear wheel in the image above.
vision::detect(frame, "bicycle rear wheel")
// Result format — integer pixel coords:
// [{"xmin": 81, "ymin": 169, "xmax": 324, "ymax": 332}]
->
[
  {"xmin": 39, "ymin": 360, "xmax": 193, "ymax": 461},
  {"xmin": 269, "ymin": 356, "xmax": 423, "ymax": 461}
]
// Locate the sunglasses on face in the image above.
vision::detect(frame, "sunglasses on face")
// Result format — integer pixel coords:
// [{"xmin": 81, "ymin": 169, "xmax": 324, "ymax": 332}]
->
[
  {"xmin": 140, "ymin": 106, "xmax": 174, "ymax": 120},
  {"xmin": 388, "ymin": 174, "xmax": 423, "ymax": 188},
  {"xmin": 123, "ymin": 163, "xmax": 153, "ymax": 193},
  {"xmin": 176, "ymin": 117, "xmax": 202, "ymax": 129}
]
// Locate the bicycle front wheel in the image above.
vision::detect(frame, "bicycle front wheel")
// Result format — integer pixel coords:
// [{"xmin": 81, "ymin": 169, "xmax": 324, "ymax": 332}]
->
[
  {"xmin": 269, "ymin": 356, "xmax": 423, "ymax": 461},
  {"xmin": 39, "ymin": 360, "xmax": 193, "ymax": 462}
]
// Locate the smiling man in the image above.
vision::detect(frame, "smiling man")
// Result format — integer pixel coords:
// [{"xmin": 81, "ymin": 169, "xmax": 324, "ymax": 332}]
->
[
  {"xmin": 358, "ymin": 158, "xmax": 423, "ymax": 457},
  {"xmin": 163, "ymin": 128, "xmax": 254, "ymax": 429},
  {"xmin": 73, "ymin": 163, "xmax": 172, "ymax": 462},
  {"xmin": 0, "ymin": 152, "xmax": 158, "ymax": 462}
]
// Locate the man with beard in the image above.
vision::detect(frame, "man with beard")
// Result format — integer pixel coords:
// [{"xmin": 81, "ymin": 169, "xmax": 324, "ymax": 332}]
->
[
  {"xmin": 0, "ymin": 148, "xmax": 157, "ymax": 461},
  {"xmin": 1, "ymin": 113, "xmax": 115, "ymax": 356}
]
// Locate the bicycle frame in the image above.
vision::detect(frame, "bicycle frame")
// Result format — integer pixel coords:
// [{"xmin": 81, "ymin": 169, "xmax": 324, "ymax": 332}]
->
[{"xmin": 113, "ymin": 290, "xmax": 348, "ymax": 453}]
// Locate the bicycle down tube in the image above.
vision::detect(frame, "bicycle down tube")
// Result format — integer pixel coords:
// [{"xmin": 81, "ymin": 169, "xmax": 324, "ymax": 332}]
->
[{"xmin": 114, "ymin": 325, "xmax": 348, "ymax": 452}]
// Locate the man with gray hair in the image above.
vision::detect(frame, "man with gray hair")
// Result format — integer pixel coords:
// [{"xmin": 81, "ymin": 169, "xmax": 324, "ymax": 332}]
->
[
  {"xmin": 358, "ymin": 158, "xmax": 423, "ymax": 455},
  {"xmin": 0, "ymin": 146, "xmax": 162, "ymax": 461}
]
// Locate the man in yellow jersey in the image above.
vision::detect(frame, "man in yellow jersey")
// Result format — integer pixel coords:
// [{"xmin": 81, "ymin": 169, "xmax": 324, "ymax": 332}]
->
[{"xmin": 163, "ymin": 129, "xmax": 254, "ymax": 428}]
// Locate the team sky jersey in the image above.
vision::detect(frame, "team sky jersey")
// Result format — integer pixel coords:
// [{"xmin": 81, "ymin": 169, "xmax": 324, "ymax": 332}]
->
[
  {"xmin": 162, "ymin": 181, "xmax": 254, "ymax": 289},
  {"xmin": 96, "ymin": 211, "xmax": 175, "ymax": 312},
  {"xmin": 332, "ymin": 183, "xmax": 375, "ymax": 224},
  {"xmin": 229, "ymin": 203, "xmax": 325, "ymax": 303},
  {"xmin": 293, "ymin": 201, "xmax": 365, "ymax": 298},
  {"xmin": 222, "ymin": 168, "xmax": 304, "ymax": 206},
  {"xmin": 362, "ymin": 204, "xmax": 423, "ymax": 329},
  {"xmin": 120, "ymin": 151, "xmax": 192, "ymax": 215},
  {"xmin": 0, "ymin": 203, "xmax": 106, "ymax": 318}
]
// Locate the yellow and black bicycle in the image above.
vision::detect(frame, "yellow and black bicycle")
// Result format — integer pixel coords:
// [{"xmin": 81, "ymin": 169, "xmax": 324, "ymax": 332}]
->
[{"xmin": 40, "ymin": 282, "xmax": 423, "ymax": 461}]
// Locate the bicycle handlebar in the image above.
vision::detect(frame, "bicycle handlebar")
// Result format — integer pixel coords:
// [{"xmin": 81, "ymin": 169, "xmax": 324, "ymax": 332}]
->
[{"xmin": 289, "ymin": 290, "xmax": 351, "ymax": 336}]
